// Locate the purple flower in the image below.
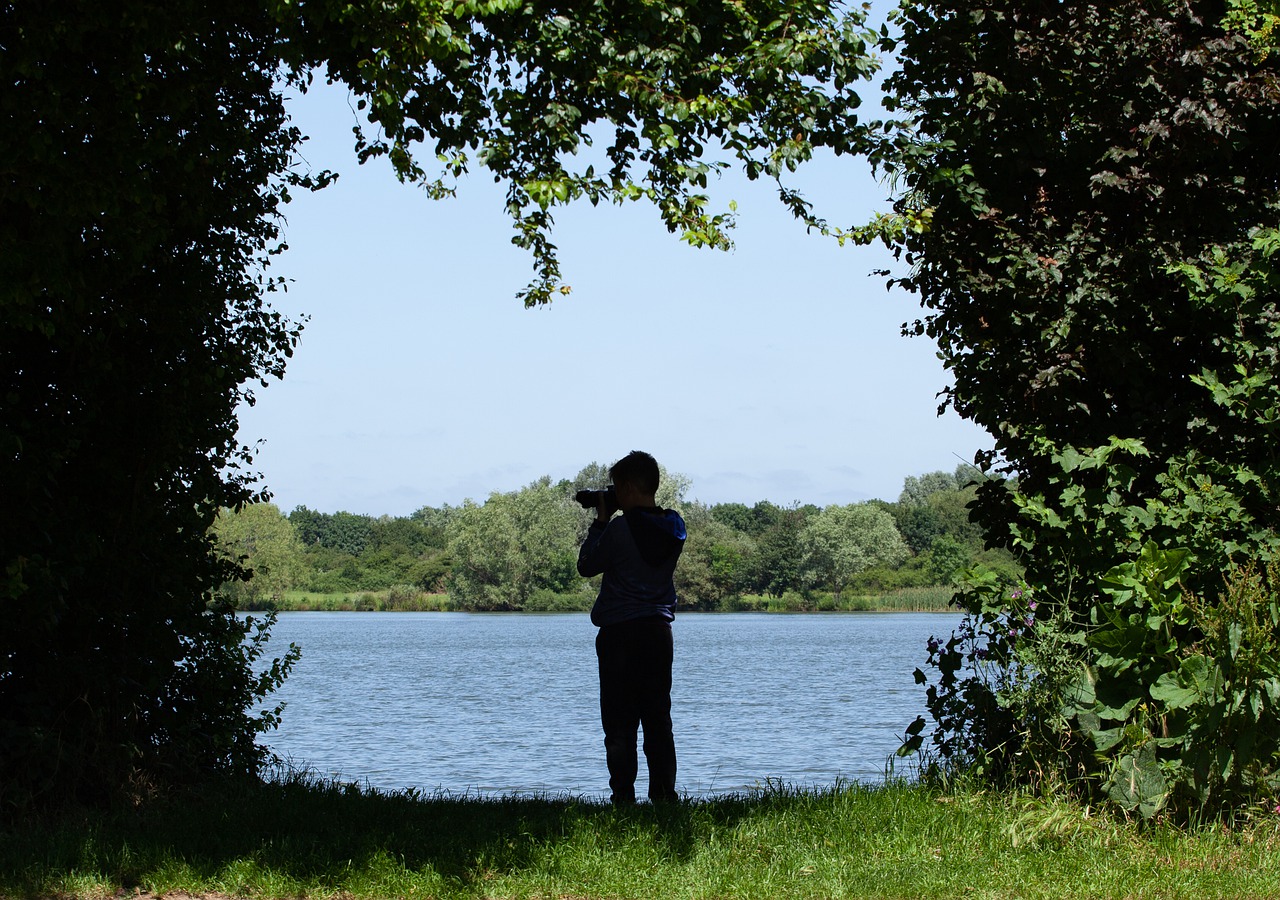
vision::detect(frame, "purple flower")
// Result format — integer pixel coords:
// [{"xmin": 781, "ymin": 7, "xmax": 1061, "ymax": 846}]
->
[
  {"xmin": 1024, "ymin": 615, "xmax": 1035, "ymax": 628},
  {"xmin": 1029, "ymin": 599, "xmax": 1038, "ymax": 611},
  {"xmin": 1010, "ymin": 588, "xmax": 1023, "ymax": 600}
]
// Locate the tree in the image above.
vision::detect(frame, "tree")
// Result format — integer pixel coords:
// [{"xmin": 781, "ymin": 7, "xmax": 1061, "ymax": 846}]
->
[
  {"xmin": 881, "ymin": 0, "xmax": 1280, "ymax": 816},
  {"xmin": 674, "ymin": 512, "xmax": 756, "ymax": 609},
  {"xmin": 1, "ymin": 1, "xmax": 311, "ymax": 808},
  {"xmin": 287, "ymin": 508, "xmax": 452, "ymax": 594},
  {"xmin": 370, "ymin": 514, "xmax": 445, "ymax": 556},
  {"xmin": 748, "ymin": 501, "xmax": 787, "ymax": 534},
  {"xmin": 881, "ymin": 0, "xmax": 1280, "ymax": 592},
  {"xmin": 2, "ymin": 0, "xmax": 881, "ymax": 807},
  {"xmin": 897, "ymin": 470, "xmax": 958, "ymax": 508},
  {"xmin": 892, "ymin": 503, "xmax": 941, "ymax": 556},
  {"xmin": 410, "ymin": 503, "xmax": 461, "ymax": 537},
  {"xmin": 288, "ymin": 506, "xmax": 330, "ymax": 547},
  {"xmin": 281, "ymin": 0, "xmax": 881, "ymax": 303},
  {"xmin": 892, "ymin": 469, "xmax": 979, "ymax": 553},
  {"xmin": 320, "ymin": 512, "xmax": 376, "ymax": 556},
  {"xmin": 747, "ymin": 502, "xmax": 815, "ymax": 596},
  {"xmin": 709, "ymin": 502, "xmax": 756, "ymax": 535},
  {"xmin": 213, "ymin": 504, "xmax": 307, "ymax": 607},
  {"xmin": 656, "ymin": 467, "xmax": 693, "ymax": 513},
  {"xmin": 798, "ymin": 503, "xmax": 909, "ymax": 598},
  {"xmin": 446, "ymin": 478, "xmax": 583, "ymax": 609},
  {"xmin": 924, "ymin": 536, "xmax": 969, "ymax": 586}
]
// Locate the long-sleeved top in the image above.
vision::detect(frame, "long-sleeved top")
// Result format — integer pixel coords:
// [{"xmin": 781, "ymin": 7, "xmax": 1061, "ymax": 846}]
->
[{"xmin": 577, "ymin": 506, "xmax": 687, "ymax": 627}]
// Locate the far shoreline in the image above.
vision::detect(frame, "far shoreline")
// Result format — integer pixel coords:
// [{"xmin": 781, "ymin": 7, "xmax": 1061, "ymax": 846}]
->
[{"xmin": 238, "ymin": 585, "xmax": 959, "ymax": 615}]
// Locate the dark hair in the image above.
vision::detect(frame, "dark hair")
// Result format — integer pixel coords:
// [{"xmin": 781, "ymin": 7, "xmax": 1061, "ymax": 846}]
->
[{"xmin": 609, "ymin": 450, "xmax": 660, "ymax": 495}]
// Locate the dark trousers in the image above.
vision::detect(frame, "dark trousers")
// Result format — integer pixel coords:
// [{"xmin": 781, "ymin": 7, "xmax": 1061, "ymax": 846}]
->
[{"xmin": 595, "ymin": 618, "xmax": 677, "ymax": 803}]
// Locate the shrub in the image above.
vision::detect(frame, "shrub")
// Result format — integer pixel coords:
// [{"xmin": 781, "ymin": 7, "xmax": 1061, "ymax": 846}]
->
[
  {"xmin": 907, "ymin": 554, "xmax": 1280, "ymax": 821},
  {"xmin": 524, "ymin": 588, "xmax": 593, "ymax": 613},
  {"xmin": 385, "ymin": 584, "xmax": 420, "ymax": 610}
]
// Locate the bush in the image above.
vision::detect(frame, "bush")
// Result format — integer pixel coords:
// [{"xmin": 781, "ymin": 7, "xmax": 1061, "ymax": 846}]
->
[
  {"xmin": 385, "ymin": 584, "xmax": 420, "ymax": 610},
  {"xmin": 908, "ymin": 554, "xmax": 1280, "ymax": 821},
  {"xmin": 902, "ymin": 572, "xmax": 1090, "ymax": 793},
  {"xmin": 524, "ymin": 589, "xmax": 593, "ymax": 612},
  {"xmin": 848, "ymin": 560, "xmax": 934, "ymax": 593},
  {"xmin": 1077, "ymin": 553, "xmax": 1280, "ymax": 820}
]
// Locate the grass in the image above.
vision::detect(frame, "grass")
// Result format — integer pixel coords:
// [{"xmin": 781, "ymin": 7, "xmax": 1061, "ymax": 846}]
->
[
  {"xmin": 729, "ymin": 586, "xmax": 955, "ymax": 613},
  {"xmin": 852, "ymin": 585, "xmax": 956, "ymax": 612},
  {"xmin": 6, "ymin": 774, "xmax": 1280, "ymax": 899},
  {"xmin": 252, "ymin": 587, "xmax": 957, "ymax": 614},
  {"xmin": 261, "ymin": 590, "xmax": 456, "ymax": 612}
]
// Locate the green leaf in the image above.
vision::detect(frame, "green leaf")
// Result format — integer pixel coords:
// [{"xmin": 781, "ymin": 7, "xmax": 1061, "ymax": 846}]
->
[
  {"xmin": 1091, "ymin": 726, "xmax": 1125, "ymax": 752},
  {"xmin": 1062, "ymin": 668, "xmax": 1097, "ymax": 713},
  {"xmin": 1150, "ymin": 671, "xmax": 1200, "ymax": 710},
  {"xmin": 1094, "ymin": 695, "xmax": 1142, "ymax": 721},
  {"xmin": 1107, "ymin": 744, "xmax": 1169, "ymax": 819}
]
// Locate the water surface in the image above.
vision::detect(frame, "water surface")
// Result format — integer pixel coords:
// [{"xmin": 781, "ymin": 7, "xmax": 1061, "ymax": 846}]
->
[{"xmin": 258, "ymin": 611, "xmax": 961, "ymax": 799}]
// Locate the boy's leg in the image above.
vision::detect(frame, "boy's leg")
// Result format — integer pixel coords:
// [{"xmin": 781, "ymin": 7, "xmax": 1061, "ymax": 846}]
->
[
  {"xmin": 637, "ymin": 620, "xmax": 677, "ymax": 801},
  {"xmin": 596, "ymin": 625, "xmax": 640, "ymax": 804}
]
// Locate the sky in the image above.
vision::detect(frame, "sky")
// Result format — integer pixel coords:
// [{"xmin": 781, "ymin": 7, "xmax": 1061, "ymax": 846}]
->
[{"xmin": 237, "ymin": 32, "xmax": 993, "ymax": 517}]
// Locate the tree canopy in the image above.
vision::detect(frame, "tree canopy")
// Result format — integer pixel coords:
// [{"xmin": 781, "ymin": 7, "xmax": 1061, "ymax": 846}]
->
[
  {"xmin": 0, "ymin": 0, "xmax": 882, "ymax": 809},
  {"xmin": 881, "ymin": 0, "xmax": 1280, "ymax": 819},
  {"xmin": 213, "ymin": 503, "xmax": 307, "ymax": 607},
  {"xmin": 880, "ymin": 0, "xmax": 1280, "ymax": 592},
  {"xmin": 276, "ymin": 0, "xmax": 882, "ymax": 304},
  {"xmin": 218, "ymin": 466, "xmax": 1003, "ymax": 612},
  {"xmin": 2, "ymin": 1, "xmax": 313, "ymax": 809},
  {"xmin": 799, "ymin": 503, "xmax": 909, "ymax": 597}
]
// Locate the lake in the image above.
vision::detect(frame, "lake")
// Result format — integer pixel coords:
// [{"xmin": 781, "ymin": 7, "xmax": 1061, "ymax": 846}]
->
[{"xmin": 256, "ymin": 611, "xmax": 962, "ymax": 800}]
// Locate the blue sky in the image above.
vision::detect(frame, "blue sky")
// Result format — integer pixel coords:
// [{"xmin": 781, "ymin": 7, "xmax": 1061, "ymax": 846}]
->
[{"xmin": 238, "ymin": 30, "xmax": 992, "ymax": 517}]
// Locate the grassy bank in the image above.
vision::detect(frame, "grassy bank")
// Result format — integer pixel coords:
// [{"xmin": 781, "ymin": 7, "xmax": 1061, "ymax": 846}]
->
[
  {"xmin": 252, "ymin": 586, "xmax": 956, "ymax": 614},
  {"xmin": 728, "ymin": 586, "xmax": 955, "ymax": 612},
  {"xmin": 6, "ymin": 776, "xmax": 1280, "ymax": 899},
  {"xmin": 262, "ymin": 590, "xmax": 457, "ymax": 612}
]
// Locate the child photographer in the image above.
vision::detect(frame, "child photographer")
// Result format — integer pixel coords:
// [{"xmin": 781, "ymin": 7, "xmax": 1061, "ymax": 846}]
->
[{"xmin": 576, "ymin": 450, "xmax": 687, "ymax": 804}]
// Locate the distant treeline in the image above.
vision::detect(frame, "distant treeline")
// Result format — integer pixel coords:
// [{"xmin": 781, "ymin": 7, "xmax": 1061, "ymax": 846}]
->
[{"xmin": 212, "ymin": 464, "xmax": 1019, "ymax": 612}]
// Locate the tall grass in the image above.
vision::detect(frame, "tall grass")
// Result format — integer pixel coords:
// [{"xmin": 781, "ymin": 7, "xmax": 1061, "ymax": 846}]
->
[
  {"xmin": 260, "ymin": 590, "xmax": 456, "ymax": 612},
  {"xmin": 245, "ymin": 587, "xmax": 957, "ymax": 614},
  {"xmin": 6, "ymin": 773, "xmax": 1280, "ymax": 899},
  {"xmin": 851, "ymin": 585, "xmax": 956, "ymax": 612},
  {"xmin": 728, "ymin": 586, "xmax": 955, "ymax": 613}
]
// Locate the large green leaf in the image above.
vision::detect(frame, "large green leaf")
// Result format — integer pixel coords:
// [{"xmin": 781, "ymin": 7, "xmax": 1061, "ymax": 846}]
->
[
  {"xmin": 1107, "ymin": 744, "xmax": 1169, "ymax": 819},
  {"xmin": 1150, "ymin": 672, "xmax": 1201, "ymax": 710},
  {"xmin": 1149, "ymin": 655, "xmax": 1218, "ymax": 711}
]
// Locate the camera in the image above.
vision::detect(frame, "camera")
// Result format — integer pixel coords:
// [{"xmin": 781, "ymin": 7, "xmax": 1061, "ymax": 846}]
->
[{"xmin": 574, "ymin": 485, "xmax": 617, "ymax": 511}]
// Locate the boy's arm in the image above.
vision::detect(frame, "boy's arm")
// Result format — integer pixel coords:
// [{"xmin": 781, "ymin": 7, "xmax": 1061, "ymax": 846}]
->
[{"xmin": 577, "ymin": 519, "xmax": 611, "ymax": 577}]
